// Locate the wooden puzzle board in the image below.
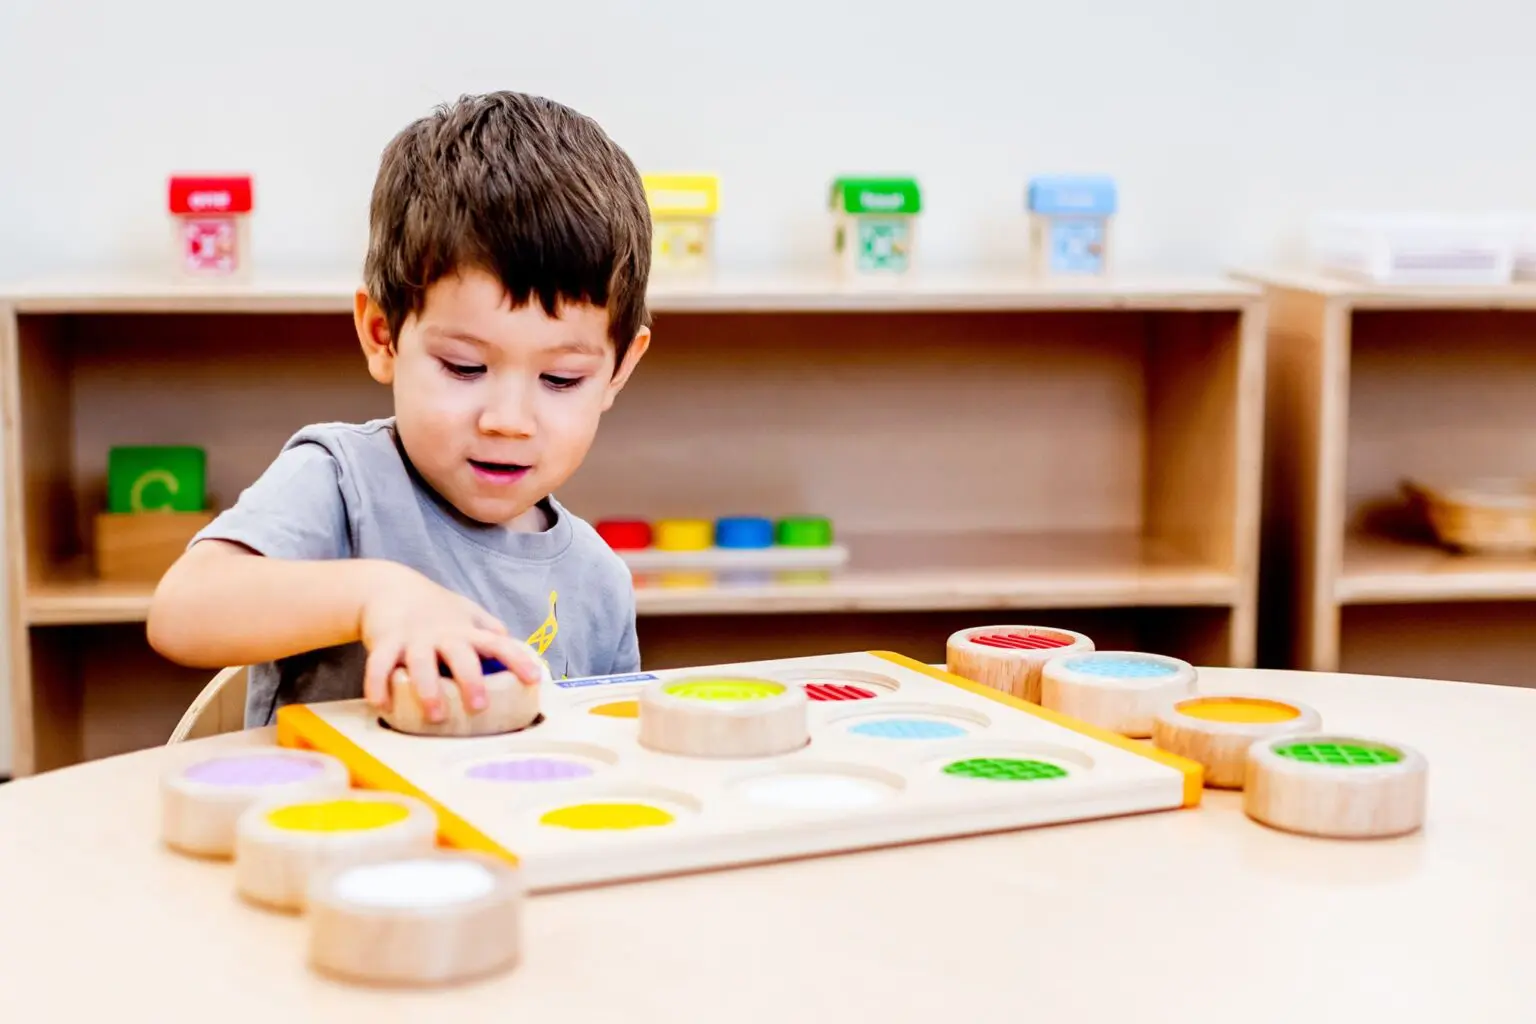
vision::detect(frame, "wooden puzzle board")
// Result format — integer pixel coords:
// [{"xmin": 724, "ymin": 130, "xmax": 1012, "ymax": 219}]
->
[{"xmin": 276, "ymin": 651, "xmax": 1202, "ymax": 892}]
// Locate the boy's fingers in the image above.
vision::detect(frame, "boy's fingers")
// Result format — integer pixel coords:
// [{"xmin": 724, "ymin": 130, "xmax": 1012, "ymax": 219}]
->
[
  {"xmin": 439, "ymin": 642, "xmax": 487, "ymax": 713},
  {"xmin": 405, "ymin": 645, "xmax": 444, "ymax": 722},
  {"xmin": 363, "ymin": 641, "xmax": 403, "ymax": 708},
  {"xmin": 476, "ymin": 632, "xmax": 548, "ymax": 687}
]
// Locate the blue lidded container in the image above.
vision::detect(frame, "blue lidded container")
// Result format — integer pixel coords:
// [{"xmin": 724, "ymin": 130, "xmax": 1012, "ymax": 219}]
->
[{"xmin": 715, "ymin": 515, "xmax": 775, "ymax": 549}]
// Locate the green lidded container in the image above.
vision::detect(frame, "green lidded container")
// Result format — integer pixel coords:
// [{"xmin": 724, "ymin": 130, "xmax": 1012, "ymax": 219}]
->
[
  {"xmin": 829, "ymin": 177, "xmax": 922, "ymax": 216},
  {"xmin": 107, "ymin": 445, "xmax": 206, "ymax": 513},
  {"xmin": 775, "ymin": 515, "xmax": 834, "ymax": 548}
]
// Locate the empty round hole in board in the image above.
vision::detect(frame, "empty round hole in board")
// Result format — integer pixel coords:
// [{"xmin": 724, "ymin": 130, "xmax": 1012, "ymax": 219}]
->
[{"xmin": 375, "ymin": 712, "xmax": 545, "ymax": 735}]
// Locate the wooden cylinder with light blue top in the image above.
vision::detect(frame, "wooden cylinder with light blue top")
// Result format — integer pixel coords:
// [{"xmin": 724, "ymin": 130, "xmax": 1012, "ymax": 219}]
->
[{"xmin": 1026, "ymin": 175, "xmax": 1117, "ymax": 277}]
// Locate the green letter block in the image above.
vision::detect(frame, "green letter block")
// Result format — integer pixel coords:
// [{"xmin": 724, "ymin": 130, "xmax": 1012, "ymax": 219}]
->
[{"xmin": 107, "ymin": 446, "xmax": 206, "ymax": 513}]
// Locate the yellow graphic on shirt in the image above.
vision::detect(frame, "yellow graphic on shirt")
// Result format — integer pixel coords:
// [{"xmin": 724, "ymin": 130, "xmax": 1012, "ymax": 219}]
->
[{"xmin": 525, "ymin": 590, "xmax": 559, "ymax": 658}]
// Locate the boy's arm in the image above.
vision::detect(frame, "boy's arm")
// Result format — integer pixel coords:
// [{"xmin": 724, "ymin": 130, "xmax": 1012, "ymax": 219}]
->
[
  {"xmin": 146, "ymin": 440, "xmax": 545, "ymax": 717},
  {"xmin": 147, "ymin": 539, "xmax": 397, "ymax": 668},
  {"xmin": 146, "ymin": 441, "xmax": 373, "ymax": 668}
]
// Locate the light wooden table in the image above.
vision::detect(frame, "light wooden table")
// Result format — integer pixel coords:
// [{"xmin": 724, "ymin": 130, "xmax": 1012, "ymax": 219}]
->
[{"xmin": 1, "ymin": 666, "xmax": 1532, "ymax": 1022}]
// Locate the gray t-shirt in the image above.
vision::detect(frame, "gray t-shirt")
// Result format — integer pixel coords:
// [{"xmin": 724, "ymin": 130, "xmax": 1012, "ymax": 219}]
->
[{"xmin": 190, "ymin": 417, "xmax": 640, "ymax": 727}]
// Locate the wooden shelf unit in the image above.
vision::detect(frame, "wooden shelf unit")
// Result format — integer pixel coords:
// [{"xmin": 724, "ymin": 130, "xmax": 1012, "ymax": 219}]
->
[
  {"xmin": 1246, "ymin": 269, "xmax": 1536, "ymax": 685},
  {"xmin": 0, "ymin": 272, "xmax": 1267, "ymax": 775}
]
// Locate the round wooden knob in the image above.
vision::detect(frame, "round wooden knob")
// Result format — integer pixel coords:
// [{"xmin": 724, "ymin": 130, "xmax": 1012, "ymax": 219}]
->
[
  {"xmin": 160, "ymin": 749, "xmax": 351, "ymax": 858},
  {"xmin": 1151, "ymin": 694, "xmax": 1322, "ymax": 789},
  {"xmin": 1040, "ymin": 651, "xmax": 1197, "ymax": 737},
  {"xmin": 234, "ymin": 790, "xmax": 439, "ymax": 912},
  {"xmin": 383, "ymin": 654, "xmax": 545, "ymax": 737},
  {"xmin": 945, "ymin": 625, "xmax": 1094, "ymax": 703},
  {"xmin": 1244, "ymin": 735, "xmax": 1428, "ymax": 838},
  {"xmin": 638, "ymin": 676, "xmax": 809, "ymax": 757},
  {"xmin": 307, "ymin": 850, "xmax": 524, "ymax": 986}
]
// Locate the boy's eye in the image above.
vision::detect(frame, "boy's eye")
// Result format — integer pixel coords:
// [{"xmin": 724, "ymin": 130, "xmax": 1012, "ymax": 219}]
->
[
  {"xmin": 440, "ymin": 359, "xmax": 486, "ymax": 378},
  {"xmin": 542, "ymin": 374, "xmax": 584, "ymax": 390}
]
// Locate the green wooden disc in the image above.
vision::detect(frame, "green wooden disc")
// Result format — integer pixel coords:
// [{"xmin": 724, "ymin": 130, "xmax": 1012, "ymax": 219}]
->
[{"xmin": 775, "ymin": 516, "xmax": 833, "ymax": 547}]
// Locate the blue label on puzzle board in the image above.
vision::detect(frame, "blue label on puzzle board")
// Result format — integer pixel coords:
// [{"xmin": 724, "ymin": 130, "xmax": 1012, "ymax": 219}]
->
[
  {"xmin": 555, "ymin": 672, "xmax": 660, "ymax": 689},
  {"xmin": 1047, "ymin": 219, "xmax": 1107, "ymax": 274}
]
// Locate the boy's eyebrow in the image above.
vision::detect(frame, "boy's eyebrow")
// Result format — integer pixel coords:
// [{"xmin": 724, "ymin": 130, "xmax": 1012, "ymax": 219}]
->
[
  {"xmin": 545, "ymin": 339, "xmax": 608, "ymax": 358},
  {"xmin": 421, "ymin": 326, "xmax": 488, "ymax": 347}
]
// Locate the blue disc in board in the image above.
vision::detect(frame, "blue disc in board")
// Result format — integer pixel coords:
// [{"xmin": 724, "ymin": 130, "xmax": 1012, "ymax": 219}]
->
[
  {"xmin": 715, "ymin": 516, "xmax": 775, "ymax": 549},
  {"xmin": 436, "ymin": 655, "xmax": 508, "ymax": 676}
]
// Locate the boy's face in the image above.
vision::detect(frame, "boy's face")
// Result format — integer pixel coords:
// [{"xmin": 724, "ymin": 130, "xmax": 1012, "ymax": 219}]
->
[{"xmin": 355, "ymin": 268, "xmax": 649, "ymax": 528}]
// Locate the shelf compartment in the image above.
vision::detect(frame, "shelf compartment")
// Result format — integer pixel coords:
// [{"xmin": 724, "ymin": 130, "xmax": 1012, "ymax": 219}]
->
[{"xmin": 2, "ymin": 278, "xmax": 1264, "ymax": 774}]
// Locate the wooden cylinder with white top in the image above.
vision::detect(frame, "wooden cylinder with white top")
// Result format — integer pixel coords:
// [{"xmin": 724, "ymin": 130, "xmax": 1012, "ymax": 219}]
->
[
  {"xmin": 1244, "ymin": 734, "xmax": 1428, "ymax": 838},
  {"xmin": 1039, "ymin": 650, "xmax": 1197, "ymax": 737},
  {"xmin": 946, "ymin": 625, "xmax": 1094, "ymax": 704},
  {"xmin": 638, "ymin": 676, "xmax": 809, "ymax": 757},
  {"xmin": 307, "ymin": 850, "xmax": 524, "ymax": 986}
]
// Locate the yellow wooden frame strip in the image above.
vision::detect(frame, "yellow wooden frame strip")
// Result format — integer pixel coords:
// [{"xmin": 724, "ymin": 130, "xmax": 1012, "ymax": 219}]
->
[
  {"xmin": 870, "ymin": 650, "xmax": 1205, "ymax": 806},
  {"xmin": 275, "ymin": 704, "xmax": 519, "ymax": 865}
]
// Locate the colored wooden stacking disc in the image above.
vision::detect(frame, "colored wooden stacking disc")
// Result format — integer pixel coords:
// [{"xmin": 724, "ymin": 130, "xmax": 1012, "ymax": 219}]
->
[
  {"xmin": 946, "ymin": 624, "xmax": 1095, "ymax": 704},
  {"xmin": 384, "ymin": 655, "xmax": 546, "ymax": 738},
  {"xmin": 715, "ymin": 515, "xmax": 774, "ymax": 549},
  {"xmin": 307, "ymin": 850, "xmax": 525, "ymax": 987},
  {"xmin": 161, "ymin": 749, "xmax": 352, "ymax": 859},
  {"xmin": 775, "ymin": 515, "xmax": 833, "ymax": 547},
  {"xmin": 664, "ymin": 679, "xmax": 784, "ymax": 701},
  {"xmin": 639, "ymin": 676, "xmax": 809, "ymax": 757},
  {"xmin": 1244, "ymin": 734, "xmax": 1428, "ymax": 838},
  {"xmin": 1152, "ymin": 694, "xmax": 1322, "ymax": 789},
  {"xmin": 596, "ymin": 518, "xmax": 653, "ymax": 550},
  {"xmin": 234, "ymin": 791, "xmax": 439, "ymax": 912},
  {"xmin": 654, "ymin": 518, "xmax": 713, "ymax": 551},
  {"xmin": 1040, "ymin": 650, "xmax": 1198, "ymax": 738}
]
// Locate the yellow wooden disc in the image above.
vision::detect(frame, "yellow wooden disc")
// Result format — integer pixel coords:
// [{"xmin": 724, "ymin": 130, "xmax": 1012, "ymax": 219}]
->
[
  {"xmin": 540, "ymin": 802, "xmax": 675, "ymax": 830},
  {"xmin": 653, "ymin": 519, "xmax": 713, "ymax": 551},
  {"xmin": 1176, "ymin": 697, "xmax": 1300, "ymax": 724},
  {"xmin": 266, "ymin": 799, "xmax": 411, "ymax": 833}
]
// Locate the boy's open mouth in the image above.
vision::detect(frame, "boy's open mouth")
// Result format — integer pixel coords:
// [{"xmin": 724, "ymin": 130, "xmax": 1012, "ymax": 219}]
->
[{"xmin": 469, "ymin": 459, "xmax": 530, "ymax": 480}]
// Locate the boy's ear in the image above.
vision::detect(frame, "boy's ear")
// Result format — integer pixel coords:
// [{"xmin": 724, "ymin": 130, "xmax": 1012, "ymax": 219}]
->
[
  {"xmin": 602, "ymin": 327, "xmax": 651, "ymax": 411},
  {"xmin": 354, "ymin": 288, "xmax": 396, "ymax": 385}
]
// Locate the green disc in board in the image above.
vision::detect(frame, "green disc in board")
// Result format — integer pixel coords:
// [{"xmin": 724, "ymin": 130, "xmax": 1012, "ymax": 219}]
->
[{"xmin": 775, "ymin": 516, "xmax": 833, "ymax": 547}]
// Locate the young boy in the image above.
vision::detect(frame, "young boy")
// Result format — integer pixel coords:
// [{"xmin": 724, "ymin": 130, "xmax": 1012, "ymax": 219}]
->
[{"xmin": 147, "ymin": 90, "xmax": 652, "ymax": 729}]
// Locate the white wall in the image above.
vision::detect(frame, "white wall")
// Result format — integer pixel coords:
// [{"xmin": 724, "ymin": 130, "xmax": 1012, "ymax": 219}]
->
[{"xmin": 3, "ymin": 0, "xmax": 1536, "ymax": 771}]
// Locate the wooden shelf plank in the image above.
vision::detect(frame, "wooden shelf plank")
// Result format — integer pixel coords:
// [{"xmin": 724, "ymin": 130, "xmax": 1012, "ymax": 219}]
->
[
  {"xmin": 26, "ymin": 530, "xmax": 1238, "ymax": 626},
  {"xmin": 1338, "ymin": 532, "xmax": 1536, "ymax": 604},
  {"xmin": 0, "ymin": 272, "xmax": 1260, "ymax": 315},
  {"xmin": 1236, "ymin": 268, "xmax": 1536, "ymax": 309}
]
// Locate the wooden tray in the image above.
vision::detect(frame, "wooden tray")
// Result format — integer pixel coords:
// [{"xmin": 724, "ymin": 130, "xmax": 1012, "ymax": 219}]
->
[{"xmin": 1402, "ymin": 477, "xmax": 1536, "ymax": 554}]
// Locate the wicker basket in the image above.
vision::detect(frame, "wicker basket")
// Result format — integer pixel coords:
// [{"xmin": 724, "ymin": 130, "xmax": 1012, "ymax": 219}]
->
[{"xmin": 1402, "ymin": 477, "xmax": 1536, "ymax": 554}]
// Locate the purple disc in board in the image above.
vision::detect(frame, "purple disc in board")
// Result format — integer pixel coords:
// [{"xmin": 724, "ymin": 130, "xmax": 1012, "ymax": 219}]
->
[
  {"xmin": 183, "ymin": 754, "xmax": 327, "ymax": 787},
  {"xmin": 466, "ymin": 757, "xmax": 594, "ymax": 783}
]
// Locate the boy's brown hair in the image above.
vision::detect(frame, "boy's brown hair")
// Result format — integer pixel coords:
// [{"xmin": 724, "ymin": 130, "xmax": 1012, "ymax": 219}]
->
[{"xmin": 363, "ymin": 91, "xmax": 652, "ymax": 367}]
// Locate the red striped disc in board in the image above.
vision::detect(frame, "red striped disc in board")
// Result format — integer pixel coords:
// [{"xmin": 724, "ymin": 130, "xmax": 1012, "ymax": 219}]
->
[
  {"xmin": 971, "ymin": 632, "xmax": 1073, "ymax": 651},
  {"xmin": 804, "ymin": 683, "xmax": 877, "ymax": 702}
]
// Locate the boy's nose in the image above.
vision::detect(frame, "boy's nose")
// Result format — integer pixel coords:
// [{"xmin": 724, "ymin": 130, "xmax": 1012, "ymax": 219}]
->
[{"xmin": 478, "ymin": 398, "xmax": 536, "ymax": 438}]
